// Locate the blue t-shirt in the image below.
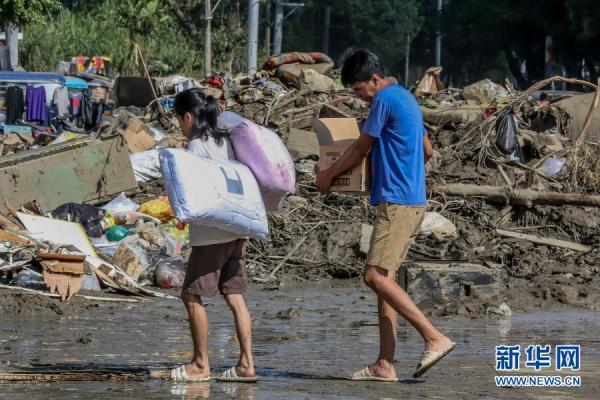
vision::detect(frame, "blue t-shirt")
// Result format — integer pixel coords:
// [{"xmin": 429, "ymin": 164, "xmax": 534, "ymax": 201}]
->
[{"xmin": 362, "ymin": 84, "xmax": 427, "ymax": 206}]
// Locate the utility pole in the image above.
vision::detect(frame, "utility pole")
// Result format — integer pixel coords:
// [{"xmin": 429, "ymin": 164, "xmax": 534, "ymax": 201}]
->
[
  {"xmin": 405, "ymin": 33, "xmax": 411, "ymax": 86},
  {"xmin": 322, "ymin": 4, "xmax": 332, "ymax": 54},
  {"xmin": 6, "ymin": 25, "xmax": 20, "ymax": 70},
  {"xmin": 273, "ymin": 1, "xmax": 284, "ymax": 55},
  {"xmin": 247, "ymin": 0, "xmax": 259, "ymax": 75},
  {"xmin": 204, "ymin": 0, "xmax": 212, "ymax": 77},
  {"xmin": 265, "ymin": 0, "xmax": 271, "ymax": 55},
  {"xmin": 273, "ymin": 1, "xmax": 305, "ymax": 55},
  {"xmin": 434, "ymin": 0, "xmax": 443, "ymax": 66}
]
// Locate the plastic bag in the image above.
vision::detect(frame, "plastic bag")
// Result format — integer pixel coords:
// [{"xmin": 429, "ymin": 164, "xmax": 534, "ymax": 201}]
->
[
  {"xmin": 14, "ymin": 269, "xmax": 45, "ymax": 290},
  {"xmin": 110, "ymin": 242, "xmax": 149, "ymax": 281},
  {"xmin": 155, "ymin": 256, "xmax": 186, "ymax": 288},
  {"xmin": 130, "ymin": 149, "xmax": 162, "ymax": 183},
  {"xmin": 161, "ymin": 230, "xmax": 183, "ymax": 256},
  {"xmin": 101, "ymin": 193, "xmax": 139, "ymax": 214},
  {"xmin": 541, "ymin": 157, "xmax": 567, "ymax": 177},
  {"xmin": 107, "ymin": 225, "xmax": 130, "ymax": 242},
  {"xmin": 139, "ymin": 197, "xmax": 175, "ymax": 223},
  {"xmin": 495, "ymin": 109, "xmax": 519, "ymax": 155},
  {"xmin": 81, "ymin": 273, "xmax": 102, "ymax": 291},
  {"xmin": 159, "ymin": 148, "xmax": 269, "ymax": 240},
  {"xmin": 218, "ymin": 111, "xmax": 296, "ymax": 212},
  {"xmin": 51, "ymin": 203, "xmax": 106, "ymax": 238},
  {"xmin": 160, "ymin": 219, "xmax": 190, "ymax": 242}
]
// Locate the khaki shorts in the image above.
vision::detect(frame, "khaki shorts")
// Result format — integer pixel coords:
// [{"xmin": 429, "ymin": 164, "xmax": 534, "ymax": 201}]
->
[
  {"xmin": 366, "ymin": 203, "xmax": 425, "ymax": 272},
  {"xmin": 182, "ymin": 239, "xmax": 248, "ymax": 297}
]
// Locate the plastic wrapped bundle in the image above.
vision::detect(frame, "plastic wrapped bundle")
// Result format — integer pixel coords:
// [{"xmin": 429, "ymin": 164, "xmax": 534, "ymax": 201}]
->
[
  {"xmin": 219, "ymin": 111, "xmax": 296, "ymax": 211},
  {"xmin": 159, "ymin": 148, "xmax": 269, "ymax": 241}
]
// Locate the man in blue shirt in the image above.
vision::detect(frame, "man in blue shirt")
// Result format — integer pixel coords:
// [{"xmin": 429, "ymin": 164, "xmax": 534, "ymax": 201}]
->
[{"xmin": 316, "ymin": 49, "xmax": 455, "ymax": 381}]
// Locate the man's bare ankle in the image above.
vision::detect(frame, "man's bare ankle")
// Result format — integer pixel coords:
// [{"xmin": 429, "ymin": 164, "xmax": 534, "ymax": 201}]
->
[
  {"xmin": 370, "ymin": 360, "xmax": 396, "ymax": 378},
  {"xmin": 425, "ymin": 334, "xmax": 452, "ymax": 351},
  {"xmin": 188, "ymin": 359, "xmax": 210, "ymax": 372},
  {"xmin": 235, "ymin": 362, "xmax": 255, "ymax": 377}
]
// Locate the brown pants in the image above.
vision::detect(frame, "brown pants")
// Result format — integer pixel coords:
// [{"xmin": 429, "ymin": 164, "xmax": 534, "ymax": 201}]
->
[{"xmin": 182, "ymin": 239, "xmax": 248, "ymax": 297}]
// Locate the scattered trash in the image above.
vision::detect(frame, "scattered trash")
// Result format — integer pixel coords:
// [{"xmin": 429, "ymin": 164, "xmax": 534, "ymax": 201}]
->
[
  {"xmin": 130, "ymin": 149, "xmax": 162, "ymax": 183},
  {"xmin": 14, "ymin": 269, "xmax": 45, "ymax": 290},
  {"xmin": 154, "ymin": 256, "xmax": 186, "ymax": 288},
  {"xmin": 419, "ymin": 212, "xmax": 457, "ymax": 238},
  {"xmin": 0, "ymin": 57, "xmax": 598, "ymax": 316},
  {"xmin": 101, "ymin": 193, "xmax": 139, "ymax": 214},
  {"xmin": 414, "ymin": 67, "xmax": 444, "ymax": 98},
  {"xmin": 110, "ymin": 242, "xmax": 149, "ymax": 281},
  {"xmin": 138, "ymin": 197, "xmax": 174, "ymax": 223},
  {"xmin": 39, "ymin": 251, "xmax": 86, "ymax": 301},
  {"xmin": 462, "ymin": 79, "xmax": 507, "ymax": 104},
  {"xmin": 487, "ymin": 302, "xmax": 513, "ymax": 317},
  {"xmin": 106, "ymin": 225, "xmax": 130, "ymax": 242},
  {"xmin": 495, "ymin": 108, "xmax": 519, "ymax": 155},
  {"xmin": 51, "ymin": 203, "xmax": 105, "ymax": 238},
  {"xmin": 541, "ymin": 157, "xmax": 567, "ymax": 177}
]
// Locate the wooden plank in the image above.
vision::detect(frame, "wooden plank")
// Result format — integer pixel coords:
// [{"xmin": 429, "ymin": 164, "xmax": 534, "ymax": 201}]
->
[
  {"xmin": 0, "ymin": 283, "xmax": 141, "ymax": 303},
  {"xmin": 0, "ymin": 370, "xmax": 149, "ymax": 382},
  {"xmin": 37, "ymin": 252, "xmax": 86, "ymax": 262},
  {"xmin": 496, "ymin": 228, "xmax": 592, "ymax": 252},
  {"xmin": 0, "ymin": 229, "xmax": 29, "ymax": 246}
]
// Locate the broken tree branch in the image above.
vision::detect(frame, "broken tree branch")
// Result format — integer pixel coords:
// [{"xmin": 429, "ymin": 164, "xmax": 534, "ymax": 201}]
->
[
  {"xmin": 168, "ymin": 1, "xmax": 199, "ymax": 38},
  {"xmin": 496, "ymin": 229, "xmax": 592, "ymax": 253},
  {"xmin": 435, "ymin": 184, "xmax": 600, "ymax": 208}
]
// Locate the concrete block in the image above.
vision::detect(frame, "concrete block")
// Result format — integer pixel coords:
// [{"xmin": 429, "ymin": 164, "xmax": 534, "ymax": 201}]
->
[{"xmin": 406, "ymin": 262, "xmax": 506, "ymax": 306}]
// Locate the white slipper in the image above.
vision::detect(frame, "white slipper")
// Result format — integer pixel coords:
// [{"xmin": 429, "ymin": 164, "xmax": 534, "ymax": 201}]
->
[
  {"xmin": 169, "ymin": 365, "xmax": 211, "ymax": 382},
  {"xmin": 349, "ymin": 367, "xmax": 398, "ymax": 382},
  {"xmin": 217, "ymin": 366, "xmax": 259, "ymax": 383},
  {"xmin": 413, "ymin": 342, "xmax": 456, "ymax": 378}
]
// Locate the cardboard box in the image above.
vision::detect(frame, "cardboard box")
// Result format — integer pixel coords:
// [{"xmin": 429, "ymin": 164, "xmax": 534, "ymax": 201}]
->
[
  {"xmin": 313, "ymin": 118, "xmax": 370, "ymax": 194},
  {"xmin": 122, "ymin": 117, "xmax": 156, "ymax": 153}
]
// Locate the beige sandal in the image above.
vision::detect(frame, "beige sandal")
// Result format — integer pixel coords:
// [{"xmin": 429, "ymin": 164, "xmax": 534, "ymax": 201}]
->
[
  {"xmin": 169, "ymin": 365, "xmax": 211, "ymax": 382},
  {"xmin": 413, "ymin": 342, "xmax": 456, "ymax": 378},
  {"xmin": 350, "ymin": 367, "xmax": 398, "ymax": 382},
  {"xmin": 217, "ymin": 366, "xmax": 259, "ymax": 383}
]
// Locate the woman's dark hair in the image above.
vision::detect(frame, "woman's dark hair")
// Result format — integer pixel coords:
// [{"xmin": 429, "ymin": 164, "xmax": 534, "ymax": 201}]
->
[
  {"xmin": 340, "ymin": 48, "xmax": 386, "ymax": 87},
  {"xmin": 173, "ymin": 88, "xmax": 228, "ymax": 146}
]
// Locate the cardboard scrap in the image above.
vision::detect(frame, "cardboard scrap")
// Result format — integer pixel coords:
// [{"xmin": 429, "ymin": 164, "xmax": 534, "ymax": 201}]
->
[
  {"xmin": 122, "ymin": 117, "xmax": 156, "ymax": 153},
  {"xmin": 415, "ymin": 67, "xmax": 444, "ymax": 98},
  {"xmin": 39, "ymin": 252, "xmax": 85, "ymax": 301},
  {"xmin": 110, "ymin": 242, "xmax": 146, "ymax": 281},
  {"xmin": 0, "ymin": 230, "xmax": 30, "ymax": 247}
]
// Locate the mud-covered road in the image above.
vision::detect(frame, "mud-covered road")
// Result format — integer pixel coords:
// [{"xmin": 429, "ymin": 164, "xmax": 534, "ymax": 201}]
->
[{"xmin": 1, "ymin": 280, "xmax": 598, "ymax": 399}]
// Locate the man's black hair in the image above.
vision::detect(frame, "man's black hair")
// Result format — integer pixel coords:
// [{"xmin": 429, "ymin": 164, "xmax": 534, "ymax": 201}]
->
[{"xmin": 340, "ymin": 48, "xmax": 386, "ymax": 87}]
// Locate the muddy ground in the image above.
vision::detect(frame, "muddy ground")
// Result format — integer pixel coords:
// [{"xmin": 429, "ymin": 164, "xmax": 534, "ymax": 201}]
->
[{"xmin": 1, "ymin": 280, "xmax": 598, "ymax": 399}]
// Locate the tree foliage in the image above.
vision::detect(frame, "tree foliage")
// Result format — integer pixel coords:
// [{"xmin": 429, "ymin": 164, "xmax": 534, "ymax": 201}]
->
[
  {"xmin": 10, "ymin": 0, "xmax": 600, "ymax": 86},
  {"xmin": 0, "ymin": 0, "xmax": 61, "ymax": 27}
]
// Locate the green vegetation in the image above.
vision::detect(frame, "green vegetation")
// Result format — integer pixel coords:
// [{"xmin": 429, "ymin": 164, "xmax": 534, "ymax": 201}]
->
[{"xmin": 1, "ymin": 0, "xmax": 599, "ymax": 86}]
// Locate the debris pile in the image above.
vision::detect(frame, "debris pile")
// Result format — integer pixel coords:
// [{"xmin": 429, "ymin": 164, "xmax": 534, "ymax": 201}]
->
[{"xmin": 1, "ymin": 54, "xmax": 598, "ymax": 316}]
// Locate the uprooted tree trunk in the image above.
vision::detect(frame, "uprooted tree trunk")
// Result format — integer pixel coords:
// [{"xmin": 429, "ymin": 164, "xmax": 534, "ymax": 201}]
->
[{"xmin": 435, "ymin": 184, "xmax": 600, "ymax": 208}]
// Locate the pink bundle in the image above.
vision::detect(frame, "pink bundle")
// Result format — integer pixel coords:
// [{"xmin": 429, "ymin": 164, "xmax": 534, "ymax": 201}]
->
[{"xmin": 219, "ymin": 112, "xmax": 296, "ymax": 211}]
